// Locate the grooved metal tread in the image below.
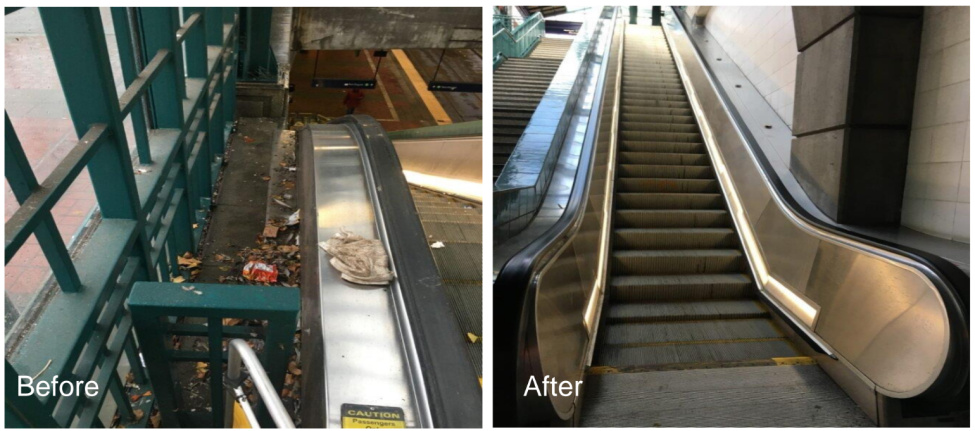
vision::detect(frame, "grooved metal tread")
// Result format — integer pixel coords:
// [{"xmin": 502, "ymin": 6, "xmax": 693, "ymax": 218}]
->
[{"xmin": 580, "ymin": 366, "xmax": 874, "ymax": 427}]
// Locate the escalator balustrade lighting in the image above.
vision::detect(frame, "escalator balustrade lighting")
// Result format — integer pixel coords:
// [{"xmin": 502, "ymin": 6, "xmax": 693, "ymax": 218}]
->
[
  {"xmin": 664, "ymin": 24, "xmax": 820, "ymax": 330},
  {"xmin": 403, "ymin": 170, "xmax": 482, "ymax": 202}
]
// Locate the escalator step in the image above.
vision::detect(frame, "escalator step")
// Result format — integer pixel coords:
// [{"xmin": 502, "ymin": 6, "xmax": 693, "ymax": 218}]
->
[
  {"xmin": 612, "ymin": 249, "xmax": 745, "ymax": 275},
  {"xmin": 580, "ymin": 366, "xmax": 874, "ymax": 427},
  {"xmin": 618, "ymin": 151, "xmax": 709, "ymax": 165},
  {"xmin": 615, "ymin": 192, "xmax": 724, "ymax": 210},
  {"xmin": 616, "ymin": 178, "xmax": 719, "ymax": 193},
  {"xmin": 620, "ymin": 130, "xmax": 702, "ymax": 143},
  {"xmin": 619, "ymin": 141, "xmax": 704, "ymax": 153},
  {"xmin": 607, "ymin": 299, "xmax": 767, "ymax": 323},
  {"xmin": 614, "ymin": 209, "xmax": 731, "ymax": 228},
  {"xmin": 601, "ymin": 318, "xmax": 782, "ymax": 345},
  {"xmin": 618, "ymin": 164, "xmax": 713, "ymax": 179},
  {"xmin": 594, "ymin": 339, "xmax": 798, "ymax": 368},
  {"xmin": 610, "ymin": 274, "xmax": 753, "ymax": 301},
  {"xmin": 620, "ymin": 122, "xmax": 698, "ymax": 133},
  {"xmin": 614, "ymin": 228, "xmax": 736, "ymax": 250}
]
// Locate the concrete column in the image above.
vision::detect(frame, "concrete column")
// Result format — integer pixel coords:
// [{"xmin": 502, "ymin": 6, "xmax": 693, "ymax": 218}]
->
[{"xmin": 790, "ymin": 7, "xmax": 923, "ymax": 225}]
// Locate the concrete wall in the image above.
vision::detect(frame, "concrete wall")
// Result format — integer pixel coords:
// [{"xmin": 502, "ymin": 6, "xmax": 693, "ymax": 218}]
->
[
  {"xmin": 902, "ymin": 6, "xmax": 970, "ymax": 243},
  {"xmin": 704, "ymin": 7, "xmax": 798, "ymax": 127},
  {"xmin": 295, "ymin": 7, "xmax": 481, "ymax": 50}
]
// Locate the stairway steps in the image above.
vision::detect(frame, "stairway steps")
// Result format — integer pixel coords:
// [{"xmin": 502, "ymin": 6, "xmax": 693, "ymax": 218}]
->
[{"xmin": 607, "ymin": 300, "xmax": 768, "ymax": 323}]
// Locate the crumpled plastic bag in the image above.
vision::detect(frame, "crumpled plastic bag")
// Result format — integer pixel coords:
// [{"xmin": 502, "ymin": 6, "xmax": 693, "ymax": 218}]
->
[{"xmin": 319, "ymin": 229, "xmax": 393, "ymax": 285}]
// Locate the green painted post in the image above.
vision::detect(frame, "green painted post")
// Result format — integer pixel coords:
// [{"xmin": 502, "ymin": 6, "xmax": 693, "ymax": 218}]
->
[
  {"xmin": 138, "ymin": 7, "xmax": 186, "ymax": 128},
  {"xmin": 108, "ymin": 372, "xmax": 136, "ymax": 422},
  {"xmin": 5, "ymin": 362, "xmax": 59, "ymax": 428},
  {"xmin": 5, "ymin": 114, "xmax": 82, "ymax": 292},
  {"xmin": 38, "ymin": 7, "xmax": 154, "ymax": 276},
  {"xmin": 223, "ymin": 8, "xmax": 239, "ymax": 119},
  {"xmin": 39, "ymin": 8, "xmax": 142, "ymax": 221},
  {"xmin": 242, "ymin": 7, "xmax": 275, "ymax": 81},
  {"xmin": 110, "ymin": 7, "xmax": 153, "ymax": 164},
  {"xmin": 183, "ymin": 8, "xmax": 208, "ymax": 79},
  {"xmin": 206, "ymin": 7, "xmax": 227, "ymax": 157},
  {"xmin": 129, "ymin": 282, "xmax": 299, "ymax": 428},
  {"xmin": 207, "ymin": 316, "xmax": 225, "ymax": 424}
]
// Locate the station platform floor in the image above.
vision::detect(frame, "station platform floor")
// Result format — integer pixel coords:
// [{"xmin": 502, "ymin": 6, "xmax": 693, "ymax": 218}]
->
[{"xmin": 288, "ymin": 47, "xmax": 482, "ymax": 130}]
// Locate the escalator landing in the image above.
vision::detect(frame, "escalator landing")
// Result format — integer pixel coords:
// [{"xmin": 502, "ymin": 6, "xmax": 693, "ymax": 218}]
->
[{"xmin": 581, "ymin": 365, "xmax": 873, "ymax": 427}]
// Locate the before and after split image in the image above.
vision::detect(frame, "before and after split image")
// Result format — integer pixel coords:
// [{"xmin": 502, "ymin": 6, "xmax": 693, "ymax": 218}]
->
[{"xmin": 2, "ymin": 4, "xmax": 970, "ymax": 429}]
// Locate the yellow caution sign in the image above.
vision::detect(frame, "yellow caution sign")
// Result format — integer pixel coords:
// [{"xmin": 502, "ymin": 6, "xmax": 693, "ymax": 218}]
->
[
  {"xmin": 232, "ymin": 400, "xmax": 253, "ymax": 428},
  {"xmin": 341, "ymin": 404, "xmax": 406, "ymax": 428}
]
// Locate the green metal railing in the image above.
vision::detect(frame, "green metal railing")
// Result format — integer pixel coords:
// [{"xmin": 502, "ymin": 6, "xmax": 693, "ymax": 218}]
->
[
  {"xmin": 5, "ymin": 7, "xmax": 239, "ymax": 428},
  {"xmin": 129, "ymin": 282, "xmax": 299, "ymax": 428},
  {"xmin": 493, "ymin": 12, "xmax": 546, "ymax": 70}
]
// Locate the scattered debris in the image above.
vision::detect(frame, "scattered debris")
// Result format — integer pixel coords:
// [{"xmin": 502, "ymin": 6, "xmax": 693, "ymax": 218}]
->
[
  {"xmin": 242, "ymin": 260, "xmax": 279, "ymax": 283},
  {"xmin": 172, "ymin": 276, "xmax": 186, "ymax": 283},
  {"xmin": 178, "ymin": 253, "xmax": 201, "ymax": 269},
  {"xmin": 430, "ymin": 241, "xmax": 445, "ymax": 249},
  {"xmin": 273, "ymin": 198, "xmax": 292, "ymax": 209},
  {"xmin": 263, "ymin": 224, "xmax": 280, "ymax": 239},
  {"xmin": 467, "ymin": 332, "xmax": 481, "ymax": 344},
  {"xmin": 286, "ymin": 210, "xmax": 301, "ymax": 226},
  {"xmin": 243, "ymin": 136, "xmax": 255, "ymax": 143},
  {"xmin": 181, "ymin": 285, "xmax": 196, "ymax": 292},
  {"xmin": 135, "ymin": 168, "xmax": 151, "ymax": 175},
  {"xmin": 319, "ymin": 230, "xmax": 393, "ymax": 285},
  {"xmin": 288, "ymin": 361, "xmax": 302, "ymax": 376}
]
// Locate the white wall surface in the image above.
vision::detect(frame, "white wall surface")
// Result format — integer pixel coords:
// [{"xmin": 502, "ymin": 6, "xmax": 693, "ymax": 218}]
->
[
  {"xmin": 703, "ymin": 6, "xmax": 798, "ymax": 127},
  {"xmin": 902, "ymin": 6, "xmax": 970, "ymax": 243}
]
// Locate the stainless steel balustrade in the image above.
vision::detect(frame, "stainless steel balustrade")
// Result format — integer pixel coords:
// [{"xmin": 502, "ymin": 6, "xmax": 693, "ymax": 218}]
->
[{"xmin": 661, "ymin": 10, "xmax": 966, "ymax": 403}]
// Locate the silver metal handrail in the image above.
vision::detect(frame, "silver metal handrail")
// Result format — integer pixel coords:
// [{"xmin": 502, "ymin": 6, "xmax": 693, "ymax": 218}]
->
[{"xmin": 223, "ymin": 339, "xmax": 296, "ymax": 428}]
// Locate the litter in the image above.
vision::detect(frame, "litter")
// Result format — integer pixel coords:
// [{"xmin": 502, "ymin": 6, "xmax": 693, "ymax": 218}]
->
[
  {"xmin": 319, "ymin": 229, "xmax": 393, "ymax": 285},
  {"xmin": 273, "ymin": 198, "xmax": 292, "ymax": 209},
  {"xmin": 286, "ymin": 210, "xmax": 301, "ymax": 226},
  {"xmin": 430, "ymin": 241, "xmax": 445, "ymax": 249},
  {"xmin": 243, "ymin": 260, "xmax": 279, "ymax": 283}
]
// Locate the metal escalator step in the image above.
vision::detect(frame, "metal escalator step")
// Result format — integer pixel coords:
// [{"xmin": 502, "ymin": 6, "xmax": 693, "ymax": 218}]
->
[
  {"xmin": 616, "ymin": 178, "xmax": 719, "ymax": 193},
  {"xmin": 620, "ymin": 141, "xmax": 705, "ymax": 153},
  {"xmin": 494, "ymin": 119, "xmax": 530, "ymax": 127},
  {"xmin": 615, "ymin": 192, "xmax": 723, "ymax": 210},
  {"xmin": 619, "ymin": 122, "xmax": 698, "ymax": 134},
  {"xmin": 622, "ymin": 93, "xmax": 688, "ymax": 103},
  {"xmin": 621, "ymin": 87, "xmax": 686, "ymax": 97},
  {"xmin": 607, "ymin": 300, "xmax": 767, "ymax": 323},
  {"xmin": 494, "ymin": 126, "xmax": 529, "ymax": 136},
  {"xmin": 610, "ymin": 273, "xmax": 753, "ymax": 301},
  {"xmin": 620, "ymin": 99, "xmax": 691, "ymax": 109},
  {"xmin": 613, "ymin": 228, "xmax": 736, "ymax": 250},
  {"xmin": 601, "ymin": 318, "xmax": 782, "ymax": 346},
  {"xmin": 621, "ymin": 105, "xmax": 693, "ymax": 116},
  {"xmin": 620, "ymin": 113, "xmax": 696, "ymax": 124},
  {"xmin": 621, "ymin": 130, "xmax": 702, "ymax": 143},
  {"xmin": 580, "ymin": 365, "xmax": 874, "ymax": 427},
  {"xmin": 618, "ymin": 164, "xmax": 713, "ymax": 179},
  {"xmin": 594, "ymin": 339, "xmax": 798, "ymax": 368},
  {"xmin": 614, "ymin": 209, "xmax": 731, "ymax": 228},
  {"xmin": 618, "ymin": 151, "xmax": 708, "ymax": 165},
  {"xmin": 494, "ymin": 111, "xmax": 534, "ymax": 120},
  {"xmin": 494, "ymin": 136, "xmax": 518, "ymax": 146},
  {"xmin": 612, "ymin": 249, "xmax": 745, "ymax": 275}
]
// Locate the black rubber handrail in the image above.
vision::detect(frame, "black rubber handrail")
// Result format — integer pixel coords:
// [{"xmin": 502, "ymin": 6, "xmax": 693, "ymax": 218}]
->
[{"xmin": 329, "ymin": 116, "xmax": 483, "ymax": 428}]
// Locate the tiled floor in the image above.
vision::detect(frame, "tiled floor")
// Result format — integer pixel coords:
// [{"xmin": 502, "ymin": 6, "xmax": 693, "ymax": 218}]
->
[{"xmin": 4, "ymin": 8, "xmax": 131, "ymax": 314}]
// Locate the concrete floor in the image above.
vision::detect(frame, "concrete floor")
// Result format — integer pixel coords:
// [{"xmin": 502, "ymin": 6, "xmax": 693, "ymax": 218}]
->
[{"xmin": 289, "ymin": 48, "xmax": 482, "ymax": 129}]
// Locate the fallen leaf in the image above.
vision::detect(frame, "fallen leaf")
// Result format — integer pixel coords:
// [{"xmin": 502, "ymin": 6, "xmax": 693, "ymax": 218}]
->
[
  {"xmin": 143, "ymin": 391, "xmax": 152, "ymax": 397},
  {"xmin": 222, "ymin": 317, "xmax": 243, "ymax": 326},
  {"xmin": 467, "ymin": 332, "xmax": 481, "ymax": 344},
  {"xmin": 285, "ymin": 373, "xmax": 294, "ymax": 385},
  {"xmin": 261, "ymin": 175, "xmax": 271, "ymax": 181},
  {"xmin": 130, "ymin": 394, "xmax": 141, "ymax": 402},
  {"xmin": 172, "ymin": 276, "xmax": 186, "ymax": 283},
  {"xmin": 263, "ymin": 224, "xmax": 280, "ymax": 238},
  {"xmin": 178, "ymin": 256, "xmax": 201, "ymax": 268},
  {"xmin": 288, "ymin": 361, "xmax": 302, "ymax": 376},
  {"xmin": 243, "ymin": 136, "xmax": 255, "ymax": 143},
  {"xmin": 277, "ymin": 245, "xmax": 299, "ymax": 253},
  {"xmin": 150, "ymin": 412, "xmax": 161, "ymax": 428},
  {"xmin": 134, "ymin": 409, "xmax": 145, "ymax": 421}
]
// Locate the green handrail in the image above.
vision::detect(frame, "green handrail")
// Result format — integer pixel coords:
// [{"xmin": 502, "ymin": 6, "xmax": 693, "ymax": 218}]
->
[{"xmin": 5, "ymin": 7, "xmax": 239, "ymax": 428}]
